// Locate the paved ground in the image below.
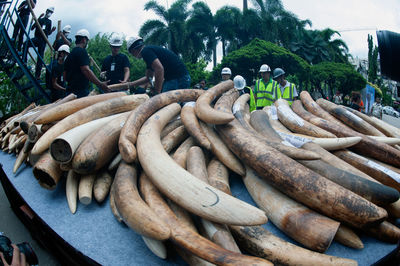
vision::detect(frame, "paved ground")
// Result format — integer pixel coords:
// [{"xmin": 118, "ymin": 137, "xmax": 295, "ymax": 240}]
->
[
  {"xmin": 383, "ymin": 113, "xmax": 400, "ymax": 128},
  {"xmin": 0, "ymin": 113, "xmax": 400, "ymax": 265}
]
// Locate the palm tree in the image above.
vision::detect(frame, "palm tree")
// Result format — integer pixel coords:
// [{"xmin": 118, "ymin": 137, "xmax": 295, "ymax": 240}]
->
[
  {"xmin": 289, "ymin": 28, "xmax": 349, "ymax": 65},
  {"xmin": 250, "ymin": 0, "xmax": 311, "ymax": 47},
  {"xmin": 243, "ymin": 0, "xmax": 248, "ymax": 11},
  {"xmin": 320, "ymin": 28, "xmax": 350, "ymax": 63},
  {"xmin": 214, "ymin": 6, "xmax": 242, "ymax": 57},
  {"xmin": 139, "ymin": 0, "xmax": 192, "ymax": 55},
  {"xmin": 186, "ymin": 2, "xmax": 218, "ymax": 65}
]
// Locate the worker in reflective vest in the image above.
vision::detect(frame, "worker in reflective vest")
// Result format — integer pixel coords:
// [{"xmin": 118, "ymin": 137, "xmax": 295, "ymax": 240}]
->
[
  {"xmin": 273, "ymin": 67, "xmax": 298, "ymax": 105},
  {"xmin": 250, "ymin": 64, "xmax": 278, "ymax": 111}
]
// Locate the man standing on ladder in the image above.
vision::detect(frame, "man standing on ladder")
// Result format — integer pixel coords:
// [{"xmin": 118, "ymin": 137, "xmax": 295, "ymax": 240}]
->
[
  {"xmin": 53, "ymin": 25, "xmax": 72, "ymax": 50},
  {"xmin": 11, "ymin": 0, "xmax": 36, "ymax": 52},
  {"xmin": 23, "ymin": 7, "xmax": 56, "ymax": 79}
]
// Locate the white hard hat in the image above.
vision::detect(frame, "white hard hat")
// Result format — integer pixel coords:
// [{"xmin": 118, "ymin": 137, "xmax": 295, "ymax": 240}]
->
[
  {"xmin": 259, "ymin": 64, "xmax": 271, "ymax": 72},
  {"xmin": 62, "ymin": 25, "xmax": 71, "ymax": 33},
  {"xmin": 126, "ymin": 36, "xmax": 144, "ymax": 51},
  {"xmin": 75, "ymin": 29, "xmax": 90, "ymax": 40},
  {"xmin": 57, "ymin": 44, "xmax": 70, "ymax": 54},
  {"xmin": 47, "ymin": 7, "xmax": 55, "ymax": 13},
  {"xmin": 109, "ymin": 35, "xmax": 123, "ymax": 47},
  {"xmin": 221, "ymin": 67, "xmax": 232, "ymax": 75},
  {"xmin": 233, "ymin": 75, "xmax": 246, "ymax": 90}
]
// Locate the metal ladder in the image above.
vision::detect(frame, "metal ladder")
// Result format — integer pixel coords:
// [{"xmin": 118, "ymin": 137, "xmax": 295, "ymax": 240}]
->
[{"xmin": 0, "ymin": 0, "xmax": 51, "ymax": 104}]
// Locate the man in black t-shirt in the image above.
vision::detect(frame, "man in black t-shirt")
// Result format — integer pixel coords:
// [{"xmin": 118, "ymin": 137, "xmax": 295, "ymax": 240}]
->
[
  {"xmin": 101, "ymin": 35, "xmax": 130, "ymax": 86},
  {"xmin": 23, "ymin": 7, "xmax": 56, "ymax": 79},
  {"xmin": 126, "ymin": 36, "xmax": 190, "ymax": 95},
  {"xmin": 47, "ymin": 44, "xmax": 69, "ymax": 102},
  {"xmin": 53, "ymin": 25, "xmax": 72, "ymax": 51},
  {"xmin": 11, "ymin": 0, "xmax": 36, "ymax": 52},
  {"xmin": 64, "ymin": 29, "xmax": 110, "ymax": 98}
]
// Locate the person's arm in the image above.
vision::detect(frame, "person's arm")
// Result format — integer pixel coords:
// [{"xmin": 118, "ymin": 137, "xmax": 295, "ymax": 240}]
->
[
  {"xmin": 80, "ymin": 65, "xmax": 110, "ymax": 92},
  {"xmin": 120, "ymin": 67, "xmax": 130, "ymax": 83},
  {"xmin": 52, "ymin": 76, "xmax": 66, "ymax": 91},
  {"xmin": 292, "ymin": 84, "xmax": 299, "ymax": 100},
  {"xmin": 60, "ymin": 32, "xmax": 71, "ymax": 46},
  {"xmin": 30, "ymin": 0, "xmax": 35, "ymax": 9},
  {"xmin": 151, "ymin": 58, "xmax": 164, "ymax": 94}
]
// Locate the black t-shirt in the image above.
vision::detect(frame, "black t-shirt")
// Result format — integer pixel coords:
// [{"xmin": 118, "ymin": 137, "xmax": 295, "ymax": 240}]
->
[
  {"xmin": 101, "ymin": 53, "xmax": 130, "ymax": 85},
  {"xmin": 141, "ymin": 45, "xmax": 188, "ymax": 81},
  {"xmin": 18, "ymin": 0, "xmax": 37, "ymax": 16},
  {"xmin": 50, "ymin": 60, "xmax": 65, "ymax": 87},
  {"xmin": 54, "ymin": 37, "xmax": 72, "ymax": 51},
  {"xmin": 64, "ymin": 46, "xmax": 90, "ymax": 97},
  {"xmin": 35, "ymin": 17, "xmax": 52, "ymax": 39}
]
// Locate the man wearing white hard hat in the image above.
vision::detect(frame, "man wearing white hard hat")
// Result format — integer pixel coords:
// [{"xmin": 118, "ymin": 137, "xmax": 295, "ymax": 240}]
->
[
  {"xmin": 272, "ymin": 67, "xmax": 298, "ymax": 105},
  {"xmin": 47, "ymin": 44, "xmax": 70, "ymax": 101},
  {"xmin": 53, "ymin": 24, "xmax": 72, "ymax": 50},
  {"xmin": 12, "ymin": 0, "xmax": 36, "ymax": 52},
  {"xmin": 221, "ymin": 67, "xmax": 232, "ymax": 81},
  {"xmin": 64, "ymin": 29, "xmax": 110, "ymax": 97},
  {"xmin": 249, "ymin": 64, "xmax": 278, "ymax": 111},
  {"xmin": 23, "ymin": 7, "xmax": 56, "ymax": 79},
  {"xmin": 100, "ymin": 34, "xmax": 130, "ymax": 86},
  {"xmin": 126, "ymin": 36, "xmax": 190, "ymax": 95}
]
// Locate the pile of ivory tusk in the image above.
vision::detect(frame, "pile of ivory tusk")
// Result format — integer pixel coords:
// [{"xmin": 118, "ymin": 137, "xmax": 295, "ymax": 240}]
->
[{"xmin": 3, "ymin": 80, "xmax": 400, "ymax": 265}]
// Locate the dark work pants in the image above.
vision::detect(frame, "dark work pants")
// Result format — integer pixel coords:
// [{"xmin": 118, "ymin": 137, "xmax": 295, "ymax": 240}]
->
[
  {"xmin": 12, "ymin": 14, "xmax": 29, "ymax": 51},
  {"xmin": 23, "ymin": 37, "xmax": 46, "ymax": 78}
]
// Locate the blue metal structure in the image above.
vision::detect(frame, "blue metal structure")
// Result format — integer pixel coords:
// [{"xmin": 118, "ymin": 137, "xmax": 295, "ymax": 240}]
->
[{"xmin": 0, "ymin": 0, "xmax": 51, "ymax": 104}]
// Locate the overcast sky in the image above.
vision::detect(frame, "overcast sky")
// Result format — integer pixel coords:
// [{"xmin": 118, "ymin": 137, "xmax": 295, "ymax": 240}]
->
[{"xmin": 29, "ymin": 0, "xmax": 400, "ymax": 61}]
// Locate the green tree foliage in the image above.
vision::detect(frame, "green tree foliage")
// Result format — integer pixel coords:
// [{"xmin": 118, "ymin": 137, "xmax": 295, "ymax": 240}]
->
[
  {"xmin": 185, "ymin": 59, "xmax": 209, "ymax": 86},
  {"xmin": 310, "ymin": 61, "xmax": 366, "ymax": 98},
  {"xmin": 290, "ymin": 29, "xmax": 349, "ymax": 64},
  {"xmin": 210, "ymin": 38, "xmax": 310, "ymax": 86},
  {"xmin": 87, "ymin": 33, "xmax": 146, "ymax": 82},
  {"xmin": 185, "ymin": 2, "xmax": 216, "ymax": 64},
  {"xmin": 140, "ymin": 0, "xmax": 192, "ymax": 55},
  {"xmin": 0, "ymin": 72, "xmax": 28, "ymax": 116}
]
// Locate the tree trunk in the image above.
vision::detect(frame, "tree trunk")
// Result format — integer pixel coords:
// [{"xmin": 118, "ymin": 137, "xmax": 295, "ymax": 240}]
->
[
  {"xmin": 243, "ymin": 0, "xmax": 248, "ymax": 11},
  {"xmin": 222, "ymin": 39, "xmax": 226, "ymax": 57},
  {"xmin": 213, "ymin": 43, "xmax": 217, "ymax": 68}
]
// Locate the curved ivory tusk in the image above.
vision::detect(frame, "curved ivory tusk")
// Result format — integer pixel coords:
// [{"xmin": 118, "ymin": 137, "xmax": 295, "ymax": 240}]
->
[
  {"xmin": 32, "ymin": 151, "xmax": 63, "ymax": 190},
  {"xmin": 78, "ymin": 174, "xmax": 95, "ymax": 205},
  {"xmin": 195, "ymin": 80, "xmax": 235, "ymax": 125},
  {"xmin": 199, "ymin": 121, "xmax": 245, "ymax": 176},
  {"xmin": 243, "ymin": 166, "xmax": 339, "ymax": 252},
  {"xmin": 113, "ymin": 162, "xmax": 171, "ymax": 240},
  {"xmin": 215, "ymin": 90, "xmax": 387, "ymax": 228},
  {"xmin": 231, "ymin": 225, "xmax": 357, "ymax": 266},
  {"xmin": 66, "ymin": 170, "xmax": 79, "ymax": 214},
  {"xmin": 32, "ymin": 95, "xmax": 148, "ymax": 155},
  {"xmin": 142, "ymin": 236, "xmax": 167, "ymax": 259},
  {"xmin": 275, "ymin": 99, "xmax": 336, "ymax": 138},
  {"xmin": 72, "ymin": 112, "xmax": 131, "ymax": 174},
  {"xmin": 93, "ymin": 170, "xmax": 113, "ymax": 203},
  {"xmin": 181, "ymin": 102, "xmax": 211, "ymax": 150},
  {"xmin": 34, "ymin": 92, "xmax": 126, "ymax": 124},
  {"xmin": 50, "ymin": 113, "xmax": 123, "ymax": 164},
  {"xmin": 119, "ymin": 89, "xmax": 203, "ymax": 163},
  {"xmin": 137, "ymin": 103, "xmax": 267, "ymax": 225},
  {"xmin": 334, "ymin": 225, "xmax": 364, "ymax": 249}
]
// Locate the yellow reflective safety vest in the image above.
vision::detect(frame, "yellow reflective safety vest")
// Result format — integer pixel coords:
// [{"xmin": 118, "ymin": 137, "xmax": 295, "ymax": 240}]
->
[
  {"xmin": 276, "ymin": 82, "xmax": 296, "ymax": 106},
  {"xmin": 250, "ymin": 78, "xmax": 278, "ymax": 112}
]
